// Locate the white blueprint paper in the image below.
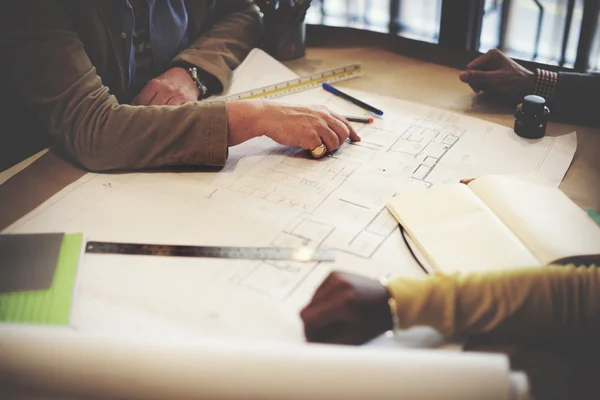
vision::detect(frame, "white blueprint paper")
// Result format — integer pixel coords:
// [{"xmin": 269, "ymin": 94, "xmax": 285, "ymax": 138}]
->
[{"xmin": 2, "ymin": 49, "xmax": 576, "ymax": 346}]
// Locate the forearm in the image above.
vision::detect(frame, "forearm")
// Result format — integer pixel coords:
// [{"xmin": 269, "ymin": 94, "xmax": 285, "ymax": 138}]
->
[
  {"xmin": 387, "ymin": 265, "xmax": 600, "ymax": 340},
  {"xmin": 54, "ymin": 74, "xmax": 229, "ymax": 171},
  {"xmin": 173, "ymin": 0, "xmax": 263, "ymax": 94}
]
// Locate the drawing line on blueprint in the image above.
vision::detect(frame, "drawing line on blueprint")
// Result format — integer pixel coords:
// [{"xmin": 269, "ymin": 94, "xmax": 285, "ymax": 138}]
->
[
  {"xmin": 534, "ymin": 137, "xmax": 556, "ymax": 170},
  {"xmin": 226, "ymin": 117, "xmax": 467, "ymax": 300},
  {"xmin": 230, "ymin": 216, "xmax": 336, "ymax": 300}
]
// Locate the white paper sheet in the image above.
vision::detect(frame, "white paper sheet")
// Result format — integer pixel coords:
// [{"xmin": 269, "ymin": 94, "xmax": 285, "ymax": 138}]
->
[
  {"xmin": 212, "ymin": 48, "xmax": 300, "ymax": 98},
  {"xmin": 1, "ymin": 50, "xmax": 576, "ymax": 347},
  {"xmin": 0, "ymin": 326, "xmax": 525, "ymax": 400}
]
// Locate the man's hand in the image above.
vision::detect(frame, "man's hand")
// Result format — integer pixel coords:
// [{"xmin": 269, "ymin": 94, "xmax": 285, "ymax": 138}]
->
[
  {"xmin": 132, "ymin": 67, "xmax": 199, "ymax": 106},
  {"xmin": 227, "ymin": 100, "xmax": 361, "ymax": 157},
  {"xmin": 300, "ymin": 271, "xmax": 393, "ymax": 345},
  {"xmin": 459, "ymin": 49, "xmax": 536, "ymax": 102}
]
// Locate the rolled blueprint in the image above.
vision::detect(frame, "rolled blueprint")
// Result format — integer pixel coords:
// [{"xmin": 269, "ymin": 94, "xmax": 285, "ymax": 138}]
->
[{"xmin": 0, "ymin": 326, "xmax": 527, "ymax": 400}]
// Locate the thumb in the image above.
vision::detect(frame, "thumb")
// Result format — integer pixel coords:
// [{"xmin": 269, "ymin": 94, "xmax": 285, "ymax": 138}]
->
[
  {"xmin": 459, "ymin": 71, "xmax": 470, "ymax": 83},
  {"xmin": 462, "ymin": 70, "xmax": 497, "ymax": 87}
]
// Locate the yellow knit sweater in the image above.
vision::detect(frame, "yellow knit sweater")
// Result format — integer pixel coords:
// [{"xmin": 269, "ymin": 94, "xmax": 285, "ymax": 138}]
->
[{"xmin": 386, "ymin": 265, "xmax": 599, "ymax": 339}]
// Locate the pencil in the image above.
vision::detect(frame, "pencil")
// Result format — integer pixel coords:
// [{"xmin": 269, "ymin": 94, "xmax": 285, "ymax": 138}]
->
[
  {"xmin": 343, "ymin": 116, "xmax": 374, "ymax": 124},
  {"xmin": 322, "ymin": 83, "xmax": 384, "ymax": 116}
]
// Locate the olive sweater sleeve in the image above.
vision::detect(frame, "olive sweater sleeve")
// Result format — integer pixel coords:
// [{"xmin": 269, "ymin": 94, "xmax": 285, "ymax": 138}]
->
[{"xmin": 387, "ymin": 265, "xmax": 600, "ymax": 340}]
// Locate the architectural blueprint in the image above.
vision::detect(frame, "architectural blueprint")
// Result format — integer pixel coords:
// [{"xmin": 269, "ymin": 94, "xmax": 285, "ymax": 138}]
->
[{"xmin": 3, "ymin": 51, "xmax": 577, "ymax": 346}]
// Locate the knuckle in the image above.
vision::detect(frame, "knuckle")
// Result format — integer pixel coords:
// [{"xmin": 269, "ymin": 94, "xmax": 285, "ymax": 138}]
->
[
  {"xmin": 331, "ymin": 272, "xmax": 351, "ymax": 289},
  {"xmin": 299, "ymin": 307, "xmax": 310, "ymax": 321},
  {"xmin": 329, "ymin": 271, "xmax": 343, "ymax": 282},
  {"xmin": 318, "ymin": 110, "xmax": 333, "ymax": 120},
  {"xmin": 311, "ymin": 138, "xmax": 323, "ymax": 149},
  {"xmin": 300, "ymin": 132, "xmax": 321, "ymax": 149},
  {"xmin": 174, "ymin": 88, "xmax": 187, "ymax": 98},
  {"xmin": 313, "ymin": 119, "xmax": 329, "ymax": 131},
  {"xmin": 340, "ymin": 288, "xmax": 358, "ymax": 306}
]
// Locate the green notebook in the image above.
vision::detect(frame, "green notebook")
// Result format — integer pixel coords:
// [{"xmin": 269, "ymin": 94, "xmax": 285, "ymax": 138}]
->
[{"xmin": 0, "ymin": 233, "xmax": 83, "ymax": 325}]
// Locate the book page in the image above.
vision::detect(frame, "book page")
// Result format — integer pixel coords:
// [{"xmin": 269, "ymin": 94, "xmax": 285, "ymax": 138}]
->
[
  {"xmin": 468, "ymin": 175, "xmax": 600, "ymax": 265},
  {"xmin": 386, "ymin": 184, "xmax": 540, "ymax": 273}
]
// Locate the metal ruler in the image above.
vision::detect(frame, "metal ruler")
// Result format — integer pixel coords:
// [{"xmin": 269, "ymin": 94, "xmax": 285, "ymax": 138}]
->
[
  {"xmin": 218, "ymin": 64, "xmax": 363, "ymax": 101},
  {"xmin": 85, "ymin": 241, "xmax": 335, "ymax": 262}
]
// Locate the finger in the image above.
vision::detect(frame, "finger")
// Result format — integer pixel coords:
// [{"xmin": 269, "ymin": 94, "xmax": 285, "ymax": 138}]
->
[
  {"xmin": 325, "ymin": 117, "xmax": 349, "ymax": 150},
  {"xmin": 300, "ymin": 294, "xmax": 346, "ymax": 329},
  {"xmin": 462, "ymin": 70, "xmax": 498, "ymax": 89},
  {"xmin": 301, "ymin": 298, "xmax": 348, "ymax": 340},
  {"xmin": 459, "ymin": 71, "xmax": 470, "ymax": 83},
  {"xmin": 466, "ymin": 49, "xmax": 501, "ymax": 70},
  {"xmin": 131, "ymin": 82, "xmax": 160, "ymax": 106},
  {"xmin": 323, "ymin": 323, "xmax": 369, "ymax": 345},
  {"xmin": 307, "ymin": 273, "xmax": 342, "ymax": 305},
  {"xmin": 459, "ymin": 72, "xmax": 482, "ymax": 93},
  {"xmin": 310, "ymin": 143, "xmax": 327, "ymax": 159},
  {"xmin": 317, "ymin": 126, "xmax": 340, "ymax": 154},
  {"xmin": 468, "ymin": 83, "xmax": 482, "ymax": 93},
  {"xmin": 166, "ymin": 97, "xmax": 186, "ymax": 106},
  {"xmin": 329, "ymin": 111, "xmax": 360, "ymax": 142},
  {"xmin": 149, "ymin": 92, "xmax": 172, "ymax": 106},
  {"xmin": 306, "ymin": 321, "xmax": 349, "ymax": 344}
]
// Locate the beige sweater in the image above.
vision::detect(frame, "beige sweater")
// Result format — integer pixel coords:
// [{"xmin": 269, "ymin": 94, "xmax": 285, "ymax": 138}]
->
[{"xmin": 387, "ymin": 265, "xmax": 599, "ymax": 339}]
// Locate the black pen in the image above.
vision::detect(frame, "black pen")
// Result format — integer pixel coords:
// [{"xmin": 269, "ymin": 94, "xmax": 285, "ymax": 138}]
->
[{"xmin": 322, "ymin": 83, "xmax": 384, "ymax": 116}]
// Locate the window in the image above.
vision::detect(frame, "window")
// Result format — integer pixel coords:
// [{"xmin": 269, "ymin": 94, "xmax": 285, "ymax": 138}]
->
[{"xmin": 305, "ymin": 0, "xmax": 600, "ymax": 71}]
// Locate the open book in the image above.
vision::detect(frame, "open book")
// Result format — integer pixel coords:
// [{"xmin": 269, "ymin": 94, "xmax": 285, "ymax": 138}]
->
[{"xmin": 386, "ymin": 174, "xmax": 600, "ymax": 274}]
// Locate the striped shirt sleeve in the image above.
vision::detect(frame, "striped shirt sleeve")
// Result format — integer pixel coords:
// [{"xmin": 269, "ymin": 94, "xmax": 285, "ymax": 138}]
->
[{"xmin": 533, "ymin": 68, "xmax": 558, "ymax": 102}]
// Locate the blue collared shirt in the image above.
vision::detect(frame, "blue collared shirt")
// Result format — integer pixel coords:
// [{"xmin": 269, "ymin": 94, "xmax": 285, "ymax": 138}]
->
[{"xmin": 120, "ymin": 0, "xmax": 189, "ymax": 96}]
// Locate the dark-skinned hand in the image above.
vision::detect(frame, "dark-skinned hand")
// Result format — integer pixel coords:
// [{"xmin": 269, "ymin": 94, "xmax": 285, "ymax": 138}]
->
[
  {"xmin": 300, "ymin": 271, "xmax": 393, "ymax": 345},
  {"xmin": 459, "ymin": 49, "xmax": 536, "ymax": 102}
]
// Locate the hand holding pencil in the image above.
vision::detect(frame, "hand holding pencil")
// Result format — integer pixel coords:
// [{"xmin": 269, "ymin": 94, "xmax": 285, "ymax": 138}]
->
[{"xmin": 227, "ymin": 100, "xmax": 360, "ymax": 159}]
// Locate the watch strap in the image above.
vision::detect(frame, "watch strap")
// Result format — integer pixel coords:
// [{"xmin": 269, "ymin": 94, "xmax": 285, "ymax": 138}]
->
[
  {"xmin": 187, "ymin": 66, "xmax": 209, "ymax": 100},
  {"xmin": 172, "ymin": 61, "xmax": 212, "ymax": 100}
]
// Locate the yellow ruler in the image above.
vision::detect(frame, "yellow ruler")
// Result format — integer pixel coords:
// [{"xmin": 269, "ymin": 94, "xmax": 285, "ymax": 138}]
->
[{"xmin": 220, "ymin": 64, "xmax": 363, "ymax": 101}]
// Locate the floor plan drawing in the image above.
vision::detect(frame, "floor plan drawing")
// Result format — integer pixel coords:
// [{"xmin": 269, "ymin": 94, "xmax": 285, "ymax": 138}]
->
[{"xmin": 209, "ymin": 109, "xmax": 465, "ymax": 297}]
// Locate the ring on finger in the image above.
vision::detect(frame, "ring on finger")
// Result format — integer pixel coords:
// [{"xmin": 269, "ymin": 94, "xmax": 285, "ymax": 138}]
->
[{"xmin": 311, "ymin": 143, "xmax": 327, "ymax": 158}]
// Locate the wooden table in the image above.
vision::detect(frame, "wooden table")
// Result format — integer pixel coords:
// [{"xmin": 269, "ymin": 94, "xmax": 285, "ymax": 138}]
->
[{"xmin": 1, "ymin": 26, "xmax": 599, "ymax": 400}]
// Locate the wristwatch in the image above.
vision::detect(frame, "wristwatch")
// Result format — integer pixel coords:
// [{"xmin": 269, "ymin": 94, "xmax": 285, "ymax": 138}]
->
[{"xmin": 186, "ymin": 66, "xmax": 209, "ymax": 100}]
